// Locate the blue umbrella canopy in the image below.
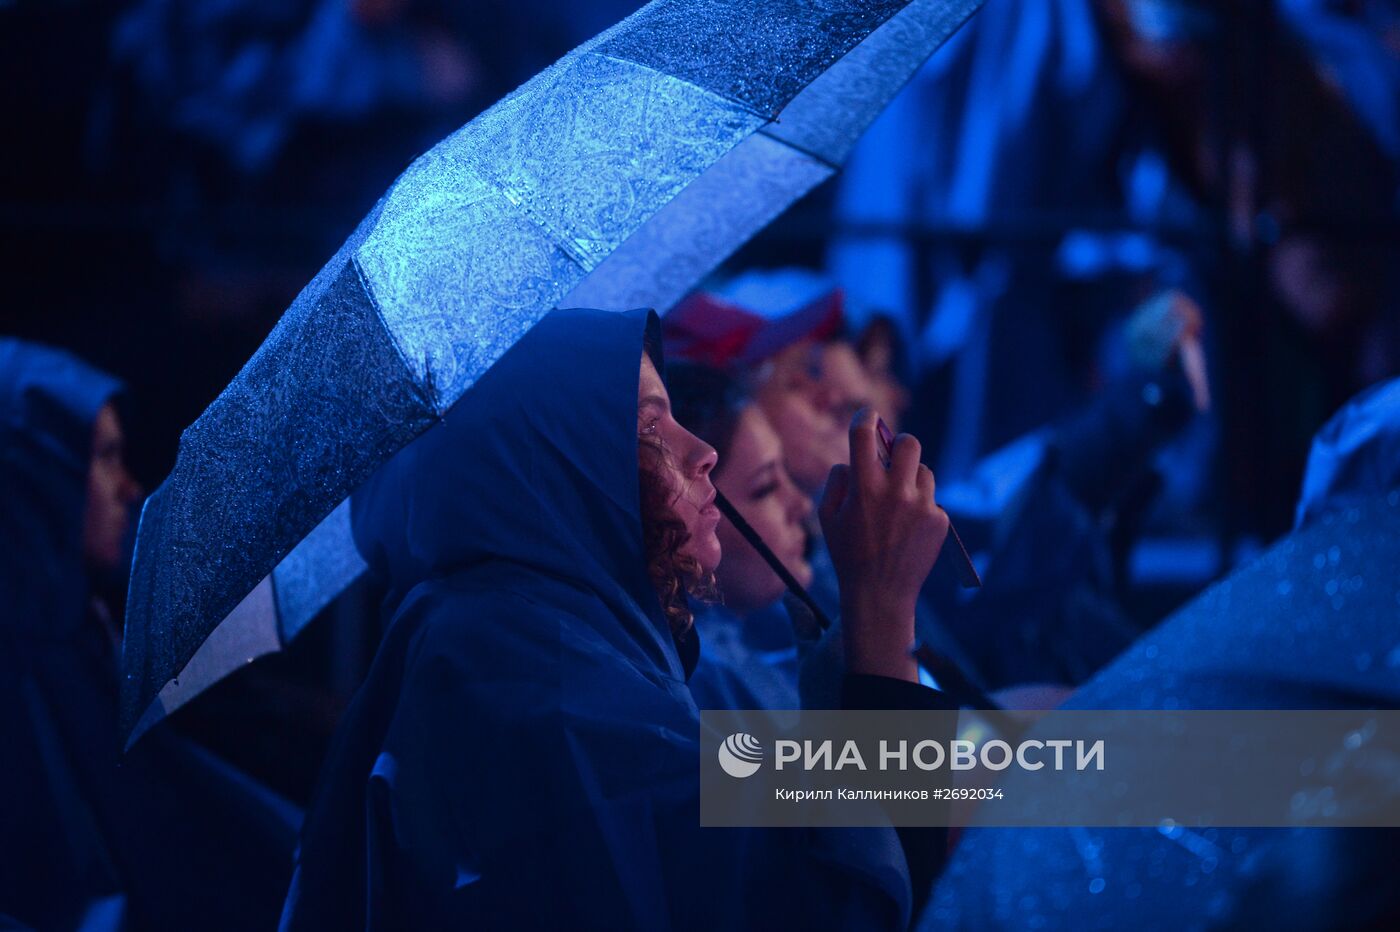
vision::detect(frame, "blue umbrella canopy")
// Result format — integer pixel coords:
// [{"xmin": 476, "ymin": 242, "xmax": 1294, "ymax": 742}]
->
[
  {"xmin": 923, "ymin": 492, "xmax": 1400, "ymax": 929},
  {"xmin": 122, "ymin": 0, "xmax": 985, "ymax": 741}
]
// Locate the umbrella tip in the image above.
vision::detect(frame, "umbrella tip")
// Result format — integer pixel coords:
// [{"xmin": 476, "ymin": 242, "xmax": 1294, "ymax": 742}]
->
[{"xmin": 123, "ymin": 696, "xmax": 168, "ymax": 753}]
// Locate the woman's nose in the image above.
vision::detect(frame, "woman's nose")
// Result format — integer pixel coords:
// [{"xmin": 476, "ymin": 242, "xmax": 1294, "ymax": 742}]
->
[
  {"xmin": 689, "ymin": 434, "xmax": 718, "ymax": 478},
  {"xmin": 121, "ymin": 468, "xmax": 144, "ymax": 505},
  {"xmin": 811, "ymin": 382, "xmax": 840, "ymax": 415},
  {"xmin": 783, "ymin": 475, "xmax": 812, "ymax": 523}
]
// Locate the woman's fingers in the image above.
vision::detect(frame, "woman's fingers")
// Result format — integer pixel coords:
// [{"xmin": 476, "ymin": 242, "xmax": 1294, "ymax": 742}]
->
[
  {"xmin": 890, "ymin": 432, "xmax": 922, "ymax": 493},
  {"xmin": 818, "ymin": 462, "xmax": 851, "ymax": 535},
  {"xmin": 847, "ymin": 407, "xmax": 882, "ymax": 495},
  {"xmin": 916, "ymin": 462, "xmax": 936, "ymax": 502}
]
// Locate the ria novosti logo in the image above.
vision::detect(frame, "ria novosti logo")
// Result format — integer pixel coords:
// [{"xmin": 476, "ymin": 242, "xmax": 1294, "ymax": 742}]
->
[{"xmin": 718, "ymin": 733, "xmax": 764, "ymax": 778}]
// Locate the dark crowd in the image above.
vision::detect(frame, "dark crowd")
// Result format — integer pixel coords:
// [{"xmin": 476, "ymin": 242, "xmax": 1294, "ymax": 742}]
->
[{"xmin": 2, "ymin": 0, "xmax": 1399, "ymax": 929}]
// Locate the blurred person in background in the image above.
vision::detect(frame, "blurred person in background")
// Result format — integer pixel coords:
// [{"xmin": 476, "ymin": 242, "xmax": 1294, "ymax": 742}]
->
[
  {"xmin": 1096, "ymin": 0, "xmax": 1400, "ymax": 532},
  {"xmin": 665, "ymin": 282, "xmax": 995, "ymax": 701},
  {"xmin": 665, "ymin": 361, "xmax": 814, "ymax": 712},
  {"xmin": 665, "ymin": 271, "xmax": 1208, "ymax": 694},
  {"xmin": 831, "ymin": 0, "xmax": 1398, "ymax": 545},
  {"xmin": 662, "ymin": 284, "xmax": 858, "ymax": 500},
  {"xmin": 0, "ymin": 339, "xmax": 298, "ymax": 931},
  {"xmin": 855, "ymin": 314, "xmax": 914, "ymax": 434}
]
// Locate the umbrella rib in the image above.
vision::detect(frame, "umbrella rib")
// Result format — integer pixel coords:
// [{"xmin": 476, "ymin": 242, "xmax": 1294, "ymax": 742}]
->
[
  {"xmin": 351, "ymin": 254, "xmax": 447, "ymax": 416},
  {"xmin": 590, "ymin": 51, "xmax": 776, "ymax": 122},
  {"xmin": 755, "ymin": 125, "xmax": 840, "ymax": 171},
  {"xmin": 585, "ymin": 53, "xmax": 849, "ymax": 173}
]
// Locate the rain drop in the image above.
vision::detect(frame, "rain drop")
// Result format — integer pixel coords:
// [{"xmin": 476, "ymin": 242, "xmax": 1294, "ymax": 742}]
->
[{"xmin": 1088, "ymin": 878, "xmax": 1106, "ymax": 895}]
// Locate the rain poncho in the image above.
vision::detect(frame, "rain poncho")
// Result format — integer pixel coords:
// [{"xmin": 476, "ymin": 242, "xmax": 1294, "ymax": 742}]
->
[
  {"xmin": 1295, "ymin": 375, "xmax": 1400, "ymax": 530},
  {"xmin": 283, "ymin": 308, "xmax": 948, "ymax": 930},
  {"xmin": 0, "ymin": 339, "xmax": 297, "ymax": 931},
  {"xmin": 923, "ymin": 487, "xmax": 1400, "ymax": 928},
  {"xmin": 688, "ymin": 602, "xmax": 800, "ymax": 712}
]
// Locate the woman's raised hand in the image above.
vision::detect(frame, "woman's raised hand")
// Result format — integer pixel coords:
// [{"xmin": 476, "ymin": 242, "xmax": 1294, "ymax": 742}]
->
[{"xmin": 817, "ymin": 409, "xmax": 948, "ymax": 682}]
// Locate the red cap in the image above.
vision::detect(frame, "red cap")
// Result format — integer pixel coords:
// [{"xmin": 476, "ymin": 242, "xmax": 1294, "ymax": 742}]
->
[{"xmin": 663, "ymin": 288, "xmax": 844, "ymax": 369}]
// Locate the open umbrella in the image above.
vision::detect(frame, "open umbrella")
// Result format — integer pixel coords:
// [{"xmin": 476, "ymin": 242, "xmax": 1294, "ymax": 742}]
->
[
  {"xmin": 121, "ymin": 0, "xmax": 985, "ymax": 741},
  {"xmin": 923, "ymin": 492, "xmax": 1400, "ymax": 929}
]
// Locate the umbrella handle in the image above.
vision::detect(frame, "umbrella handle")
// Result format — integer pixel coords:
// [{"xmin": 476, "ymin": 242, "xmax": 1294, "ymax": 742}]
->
[{"xmin": 714, "ymin": 491, "xmax": 834, "ymax": 632}]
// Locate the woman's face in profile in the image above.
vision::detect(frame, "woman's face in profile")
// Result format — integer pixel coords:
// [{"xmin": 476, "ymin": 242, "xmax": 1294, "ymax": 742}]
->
[
  {"xmin": 84, "ymin": 402, "xmax": 142, "ymax": 574},
  {"xmin": 753, "ymin": 340, "xmax": 871, "ymax": 497},
  {"xmin": 638, "ymin": 354, "xmax": 722, "ymax": 574},
  {"xmin": 713, "ymin": 404, "xmax": 813, "ymax": 614}
]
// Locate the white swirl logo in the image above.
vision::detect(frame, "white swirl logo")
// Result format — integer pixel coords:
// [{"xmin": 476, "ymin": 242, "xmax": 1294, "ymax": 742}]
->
[{"xmin": 718, "ymin": 733, "xmax": 764, "ymax": 778}]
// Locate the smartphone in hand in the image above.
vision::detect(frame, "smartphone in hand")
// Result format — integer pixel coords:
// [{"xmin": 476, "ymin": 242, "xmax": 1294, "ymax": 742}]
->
[{"xmin": 875, "ymin": 418, "xmax": 981, "ymax": 589}]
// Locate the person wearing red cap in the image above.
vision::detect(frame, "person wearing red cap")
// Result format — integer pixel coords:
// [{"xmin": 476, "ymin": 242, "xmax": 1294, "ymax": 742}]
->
[{"xmin": 663, "ymin": 286, "xmax": 879, "ymax": 498}]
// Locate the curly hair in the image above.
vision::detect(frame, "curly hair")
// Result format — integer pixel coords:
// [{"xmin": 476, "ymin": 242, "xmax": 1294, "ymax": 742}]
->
[{"xmin": 638, "ymin": 435, "xmax": 718, "ymax": 638}]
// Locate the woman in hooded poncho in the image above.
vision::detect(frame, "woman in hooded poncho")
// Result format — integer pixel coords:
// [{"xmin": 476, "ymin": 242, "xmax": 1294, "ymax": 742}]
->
[
  {"xmin": 0, "ymin": 340, "xmax": 297, "ymax": 931},
  {"xmin": 282, "ymin": 308, "xmax": 955, "ymax": 929}
]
